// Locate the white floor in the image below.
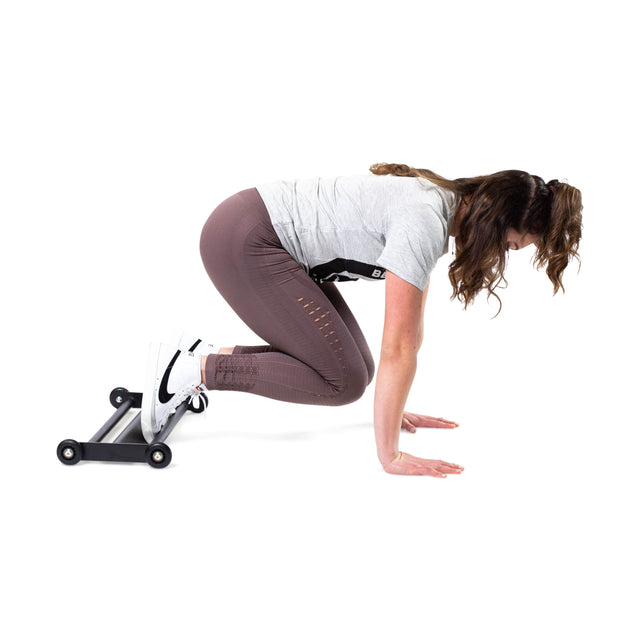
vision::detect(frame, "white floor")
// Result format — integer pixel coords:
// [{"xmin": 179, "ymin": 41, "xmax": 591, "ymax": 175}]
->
[{"xmin": 8, "ymin": 267, "xmax": 637, "ymax": 639}]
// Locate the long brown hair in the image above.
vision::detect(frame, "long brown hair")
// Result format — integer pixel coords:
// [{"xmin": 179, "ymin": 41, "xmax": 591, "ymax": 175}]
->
[{"xmin": 370, "ymin": 162, "xmax": 583, "ymax": 315}]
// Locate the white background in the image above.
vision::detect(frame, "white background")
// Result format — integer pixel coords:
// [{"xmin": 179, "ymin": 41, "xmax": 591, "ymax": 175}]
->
[{"xmin": 2, "ymin": 1, "xmax": 638, "ymax": 638}]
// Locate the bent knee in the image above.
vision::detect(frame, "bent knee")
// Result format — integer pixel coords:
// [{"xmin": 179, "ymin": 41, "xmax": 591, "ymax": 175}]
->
[{"xmin": 327, "ymin": 370, "xmax": 368, "ymax": 406}]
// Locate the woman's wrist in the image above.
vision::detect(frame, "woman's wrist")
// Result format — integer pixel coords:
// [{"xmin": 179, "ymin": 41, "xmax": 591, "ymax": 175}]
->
[
  {"xmin": 377, "ymin": 449, "xmax": 401, "ymax": 466},
  {"xmin": 373, "ymin": 351, "xmax": 417, "ymax": 468}
]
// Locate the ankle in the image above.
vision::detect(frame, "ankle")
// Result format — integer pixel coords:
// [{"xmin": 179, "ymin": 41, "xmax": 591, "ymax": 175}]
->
[
  {"xmin": 200, "ymin": 355, "xmax": 207, "ymax": 386},
  {"xmin": 200, "ymin": 348, "xmax": 233, "ymax": 387}
]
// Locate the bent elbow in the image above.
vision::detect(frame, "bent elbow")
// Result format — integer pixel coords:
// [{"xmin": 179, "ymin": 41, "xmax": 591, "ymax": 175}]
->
[{"xmin": 380, "ymin": 343, "xmax": 420, "ymax": 359}]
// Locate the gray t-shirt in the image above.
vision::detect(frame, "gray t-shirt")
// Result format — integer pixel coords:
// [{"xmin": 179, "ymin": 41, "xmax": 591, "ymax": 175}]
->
[{"xmin": 255, "ymin": 173, "xmax": 459, "ymax": 291}]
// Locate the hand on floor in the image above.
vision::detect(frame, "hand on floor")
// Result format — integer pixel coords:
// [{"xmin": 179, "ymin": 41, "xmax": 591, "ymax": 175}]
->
[
  {"xmin": 382, "ymin": 451, "xmax": 464, "ymax": 477},
  {"xmin": 401, "ymin": 411, "xmax": 459, "ymax": 433}
]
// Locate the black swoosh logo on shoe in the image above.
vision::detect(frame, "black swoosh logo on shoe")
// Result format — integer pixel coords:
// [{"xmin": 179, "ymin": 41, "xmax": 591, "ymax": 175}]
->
[{"xmin": 158, "ymin": 350, "xmax": 181, "ymax": 404}]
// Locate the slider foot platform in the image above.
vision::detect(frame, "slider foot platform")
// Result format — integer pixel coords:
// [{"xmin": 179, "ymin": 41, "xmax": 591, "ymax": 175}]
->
[{"xmin": 56, "ymin": 386, "xmax": 208, "ymax": 469}]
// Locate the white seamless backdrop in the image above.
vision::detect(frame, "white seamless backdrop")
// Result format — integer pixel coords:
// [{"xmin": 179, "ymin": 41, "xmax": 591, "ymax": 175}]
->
[{"xmin": 2, "ymin": 1, "xmax": 638, "ymax": 639}]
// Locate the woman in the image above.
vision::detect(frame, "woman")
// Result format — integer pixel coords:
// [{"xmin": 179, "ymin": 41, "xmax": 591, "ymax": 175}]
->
[{"xmin": 140, "ymin": 163, "xmax": 583, "ymax": 476}]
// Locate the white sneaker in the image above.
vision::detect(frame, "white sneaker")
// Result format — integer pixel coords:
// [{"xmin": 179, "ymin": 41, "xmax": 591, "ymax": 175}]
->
[
  {"xmin": 174, "ymin": 330, "xmax": 220, "ymax": 357},
  {"xmin": 141, "ymin": 342, "xmax": 206, "ymax": 443}
]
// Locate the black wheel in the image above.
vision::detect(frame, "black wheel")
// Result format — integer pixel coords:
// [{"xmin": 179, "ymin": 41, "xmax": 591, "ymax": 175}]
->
[
  {"xmin": 145, "ymin": 443, "xmax": 172, "ymax": 469},
  {"xmin": 57, "ymin": 439, "xmax": 82, "ymax": 465},
  {"xmin": 188, "ymin": 392, "xmax": 208, "ymax": 413},
  {"xmin": 109, "ymin": 387, "xmax": 130, "ymax": 409}
]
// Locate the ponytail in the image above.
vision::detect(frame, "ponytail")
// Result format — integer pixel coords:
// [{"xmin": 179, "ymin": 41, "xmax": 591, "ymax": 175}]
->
[{"xmin": 532, "ymin": 181, "xmax": 583, "ymax": 294}]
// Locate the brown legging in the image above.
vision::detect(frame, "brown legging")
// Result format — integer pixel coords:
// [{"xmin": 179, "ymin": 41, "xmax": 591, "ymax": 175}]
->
[{"xmin": 199, "ymin": 187, "xmax": 375, "ymax": 406}]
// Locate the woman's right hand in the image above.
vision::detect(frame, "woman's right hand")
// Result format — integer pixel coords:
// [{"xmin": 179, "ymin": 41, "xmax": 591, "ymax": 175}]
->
[{"xmin": 381, "ymin": 452, "xmax": 464, "ymax": 477}]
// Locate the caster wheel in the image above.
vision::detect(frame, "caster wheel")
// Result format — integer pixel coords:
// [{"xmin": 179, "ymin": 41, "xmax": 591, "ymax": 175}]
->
[
  {"xmin": 57, "ymin": 439, "xmax": 82, "ymax": 465},
  {"xmin": 145, "ymin": 443, "xmax": 172, "ymax": 469},
  {"xmin": 110, "ymin": 387, "xmax": 130, "ymax": 409},
  {"xmin": 188, "ymin": 392, "xmax": 208, "ymax": 413}
]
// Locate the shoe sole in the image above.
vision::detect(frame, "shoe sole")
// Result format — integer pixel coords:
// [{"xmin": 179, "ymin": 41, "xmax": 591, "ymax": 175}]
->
[{"xmin": 141, "ymin": 342, "xmax": 165, "ymax": 443}]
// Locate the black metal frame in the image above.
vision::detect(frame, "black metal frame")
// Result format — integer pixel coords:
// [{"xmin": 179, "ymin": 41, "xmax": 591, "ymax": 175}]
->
[{"xmin": 56, "ymin": 386, "xmax": 208, "ymax": 468}]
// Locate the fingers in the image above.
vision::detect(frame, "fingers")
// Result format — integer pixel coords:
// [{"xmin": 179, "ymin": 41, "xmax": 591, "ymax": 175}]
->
[
  {"xmin": 438, "ymin": 461, "xmax": 464, "ymax": 474},
  {"xmin": 403, "ymin": 411, "xmax": 460, "ymax": 429},
  {"xmin": 428, "ymin": 461, "xmax": 464, "ymax": 477},
  {"xmin": 402, "ymin": 415, "xmax": 418, "ymax": 433},
  {"xmin": 416, "ymin": 464, "xmax": 463, "ymax": 478},
  {"xmin": 431, "ymin": 416, "xmax": 459, "ymax": 428},
  {"xmin": 383, "ymin": 453, "xmax": 464, "ymax": 477}
]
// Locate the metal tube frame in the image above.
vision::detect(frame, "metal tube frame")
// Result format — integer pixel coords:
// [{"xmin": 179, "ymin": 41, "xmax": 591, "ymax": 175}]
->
[{"xmin": 56, "ymin": 386, "xmax": 207, "ymax": 468}]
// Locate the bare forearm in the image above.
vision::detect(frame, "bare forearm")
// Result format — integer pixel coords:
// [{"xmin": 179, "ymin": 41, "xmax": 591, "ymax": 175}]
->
[{"xmin": 373, "ymin": 350, "xmax": 417, "ymax": 464}]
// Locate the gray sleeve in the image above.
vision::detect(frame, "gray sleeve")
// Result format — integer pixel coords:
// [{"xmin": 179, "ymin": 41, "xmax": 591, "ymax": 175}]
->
[{"xmin": 376, "ymin": 207, "xmax": 447, "ymax": 291}]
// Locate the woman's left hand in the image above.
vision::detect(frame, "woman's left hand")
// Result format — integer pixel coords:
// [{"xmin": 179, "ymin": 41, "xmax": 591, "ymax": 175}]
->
[{"xmin": 402, "ymin": 411, "xmax": 459, "ymax": 433}]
